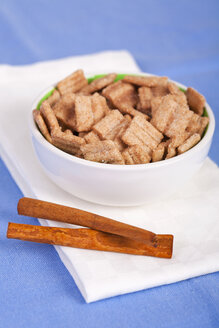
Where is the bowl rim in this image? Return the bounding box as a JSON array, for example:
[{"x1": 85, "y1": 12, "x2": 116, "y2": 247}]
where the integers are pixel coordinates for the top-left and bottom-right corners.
[{"x1": 30, "y1": 71, "x2": 215, "y2": 171}]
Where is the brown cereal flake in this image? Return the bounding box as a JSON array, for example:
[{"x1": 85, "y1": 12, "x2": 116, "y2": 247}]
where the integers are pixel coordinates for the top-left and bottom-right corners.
[
  {"x1": 80, "y1": 140, "x2": 124, "y2": 164},
  {"x1": 186, "y1": 113, "x2": 209, "y2": 136},
  {"x1": 40, "y1": 100, "x2": 60, "y2": 133},
  {"x1": 84, "y1": 131, "x2": 101, "y2": 144},
  {"x1": 113, "y1": 115, "x2": 132, "y2": 151},
  {"x1": 164, "y1": 104, "x2": 193, "y2": 139},
  {"x1": 122, "y1": 115, "x2": 163, "y2": 150},
  {"x1": 33, "y1": 109, "x2": 52, "y2": 143},
  {"x1": 123, "y1": 75, "x2": 168, "y2": 87},
  {"x1": 186, "y1": 87, "x2": 205, "y2": 116},
  {"x1": 80, "y1": 73, "x2": 117, "y2": 95},
  {"x1": 47, "y1": 89, "x2": 61, "y2": 107},
  {"x1": 165, "y1": 145, "x2": 176, "y2": 159},
  {"x1": 167, "y1": 82, "x2": 182, "y2": 95},
  {"x1": 150, "y1": 95, "x2": 178, "y2": 133},
  {"x1": 102, "y1": 81, "x2": 137, "y2": 114},
  {"x1": 51, "y1": 129, "x2": 85, "y2": 156},
  {"x1": 74, "y1": 95, "x2": 94, "y2": 132},
  {"x1": 53, "y1": 93, "x2": 76, "y2": 130},
  {"x1": 122, "y1": 145, "x2": 151, "y2": 164},
  {"x1": 152, "y1": 142, "x2": 166, "y2": 162},
  {"x1": 57, "y1": 69, "x2": 88, "y2": 96},
  {"x1": 91, "y1": 93, "x2": 109, "y2": 124},
  {"x1": 93, "y1": 109, "x2": 124, "y2": 140},
  {"x1": 137, "y1": 87, "x2": 153, "y2": 115},
  {"x1": 177, "y1": 133, "x2": 201, "y2": 154}
]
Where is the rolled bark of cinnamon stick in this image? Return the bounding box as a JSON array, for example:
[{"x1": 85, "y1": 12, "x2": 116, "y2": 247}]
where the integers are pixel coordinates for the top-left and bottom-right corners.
[
  {"x1": 7, "y1": 223, "x2": 173, "y2": 258},
  {"x1": 18, "y1": 198, "x2": 157, "y2": 245}
]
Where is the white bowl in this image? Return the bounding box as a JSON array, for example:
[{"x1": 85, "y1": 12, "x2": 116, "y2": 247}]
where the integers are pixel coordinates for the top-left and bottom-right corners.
[{"x1": 29, "y1": 73, "x2": 215, "y2": 206}]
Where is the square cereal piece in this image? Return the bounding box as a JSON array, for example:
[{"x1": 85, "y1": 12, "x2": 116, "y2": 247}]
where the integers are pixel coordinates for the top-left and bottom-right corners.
[
  {"x1": 186, "y1": 113, "x2": 209, "y2": 136},
  {"x1": 123, "y1": 75, "x2": 168, "y2": 87},
  {"x1": 33, "y1": 109, "x2": 52, "y2": 143},
  {"x1": 150, "y1": 95, "x2": 178, "y2": 133},
  {"x1": 165, "y1": 144, "x2": 176, "y2": 159},
  {"x1": 131, "y1": 109, "x2": 149, "y2": 121},
  {"x1": 151, "y1": 85, "x2": 168, "y2": 97},
  {"x1": 113, "y1": 115, "x2": 132, "y2": 151},
  {"x1": 79, "y1": 73, "x2": 117, "y2": 95},
  {"x1": 170, "y1": 131, "x2": 190, "y2": 148},
  {"x1": 122, "y1": 145, "x2": 151, "y2": 164},
  {"x1": 51, "y1": 129, "x2": 85, "y2": 156},
  {"x1": 40, "y1": 100, "x2": 60, "y2": 133},
  {"x1": 57, "y1": 69, "x2": 88, "y2": 96},
  {"x1": 137, "y1": 87, "x2": 153, "y2": 115},
  {"x1": 122, "y1": 115, "x2": 163, "y2": 151},
  {"x1": 167, "y1": 82, "x2": 182, "y2": 95},
  {"x1": 171, "y1": 92, "x2": 188, "y2": 107},
  {"x1": 93, "y1": 109, "x2": 124, "y2": 140},
  {"x1": 177, "y1": 133, "x2": 201, "y2": 154},
  {"x1": 53, "y1": 93, "x2": 76, "y2": 130},
  {"x1": 46, "y1": 89, "x2": 60, "y2": 107},
  {"x1": 102, "y1": 81, "x2": 137, "y2": 114},
  {"x1": 74, "y1": 95, "x2": 94, "y2": 132},
  {"x1": 164, "y1": 104, "x2": 193, "y2": 139},
  {"x1": 84, "y1": 131, "x2": 101, "y2": 144},
  {"x1": 186, "y1": 87, "x2": 205, "y2": 116},
  {"x1": 80, "y1": 140, "x2": 124, "y2": 164},
  {"x1": 151, "y1": 97, "x2": 163, "y2": 117},
  {"x1": 91, "y1": 93, "x2": 109, "y2": 124},
  {"x1": 47, "y1": 89, "x2": 61, "y2": 107},
  {"x1": 152, "y1": 142, "x2": 166, "y2": 162}
]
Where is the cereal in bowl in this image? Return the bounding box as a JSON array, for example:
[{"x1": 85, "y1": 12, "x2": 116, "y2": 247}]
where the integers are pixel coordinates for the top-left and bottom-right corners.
[{"x1": 33, "y1": 70, "x2": 209, "y2": 165}]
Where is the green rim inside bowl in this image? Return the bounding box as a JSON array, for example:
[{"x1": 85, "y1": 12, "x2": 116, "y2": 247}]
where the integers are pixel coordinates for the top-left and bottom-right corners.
[{"x1": 36, "y1": 73, "x2": 209, "y2": 136}]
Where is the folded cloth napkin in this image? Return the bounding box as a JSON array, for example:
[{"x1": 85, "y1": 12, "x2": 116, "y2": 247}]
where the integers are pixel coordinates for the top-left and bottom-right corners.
[{"x1": 0, "y1": 50, "x2": 218, "y2": 303}]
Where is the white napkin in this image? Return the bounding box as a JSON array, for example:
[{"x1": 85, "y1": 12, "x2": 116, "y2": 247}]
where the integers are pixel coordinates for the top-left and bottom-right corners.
[{"x1": 0, "y1": 50, "x2": 218, "y2": 303}]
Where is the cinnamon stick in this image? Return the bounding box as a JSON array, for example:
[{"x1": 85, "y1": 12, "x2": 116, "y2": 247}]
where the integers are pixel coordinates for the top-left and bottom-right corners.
[
  {"x1": 18, "y1": 197, "x2": 157, "y2": 245},
  {"x1": 7, "y1": 223, "x2": 173, "y2": 258}
]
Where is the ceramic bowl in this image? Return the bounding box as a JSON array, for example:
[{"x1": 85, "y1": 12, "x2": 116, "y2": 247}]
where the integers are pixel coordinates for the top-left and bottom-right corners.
[{"x1": 29, "y1": 73, "x2": 215, "y2": 206}]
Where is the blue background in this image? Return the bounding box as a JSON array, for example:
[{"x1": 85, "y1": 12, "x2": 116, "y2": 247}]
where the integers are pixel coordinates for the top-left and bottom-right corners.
[{"x1": 0, "y1": 0, "x2": 219, "y2": 327}]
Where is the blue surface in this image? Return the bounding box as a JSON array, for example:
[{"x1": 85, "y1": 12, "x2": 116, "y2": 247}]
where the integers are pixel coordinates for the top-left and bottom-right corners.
[{"x1": 0, "y1": 0, "x2": 219, "y2": 327}]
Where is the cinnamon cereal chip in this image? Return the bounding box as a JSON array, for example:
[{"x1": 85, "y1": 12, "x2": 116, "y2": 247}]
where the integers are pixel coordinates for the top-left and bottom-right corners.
[
  {"x1": 165, "y1": 145, "x2": 176, "y2": 159},
  {"x1": 123, "y1": 75, "x2": 168, "y2": 87},
  {"x1": 122, "y1": 115, "x2": 163, "y2": 150},
  {"x1": 152, "y1": 78, "x2": 168, "y2": 97},
  {"x1": 80, "y1": 140, "x2": 124, "y2": 164},
  {"x1": 91, "y1": 93, "x2": 109, "y2": 124},
  {"x1": 53, "y1": 93, "x2": 76, "y2": 130},
  {"x1": 137, "y1": 87, "x2": 153, "y2": 115},
  {"x1": 40, "y1": 100, "x2": 60, "y2": 133},
  {"x1": 122, "y1": 145, "x2": 151, "y2": 164},
  {"x1": 57, "y1": 69, "x2": 88, "y2": 96},
  {"x1": 186, "y1": 87, "x2": 205, "y2": 116},
  {"x1": 152, "y1": 142, "x2": 166, "y2": 162},
  {"x1": 151, "y1": 97, "x2": 163, "y2": 116},
  {"x1": 84, "y1": 131, "x2": 101, "y2": 144},
  {"x1": 164, "y1": 105, "x2": 193, "y2": 139},
  {"x1": 172, "y1": 92, "x2": 188, "y2": 107},
  {"x1": 167, "y1": 82, "x2": 182, "y2": 95},
  {"x1": 150, "y1": 95, "x2": 178, "y2": 133},
  {"x1": 186, "y1": 113, "x2": 209, "y2": 136},
  {"x1": 113, "y1": 115, "x2": 132, "y2": 151},
  {"x1": 93, "y1": 109, "x2": 124, "y2": 140},
  {"x1": 51, "y1": 129, "x2": 85, "y2": 156},
  {"x1": 80, "y1": 73, "x2": 117, "y2": 95},
  {"x1": 177, "y1": 133, "x2": 201, "y2": 154},
  {"x1": 47, "y1": 89, "x2": 60, "y2": 107},
  {"x1": 102, "y1": 81, "x2": 137, "y2": 114},
  {"x1": 33, "y1": 110, "x2": 52, "y2": 143},
  {"x1": 74, "y1": 95, "x2": 94, "y2": 132}
]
